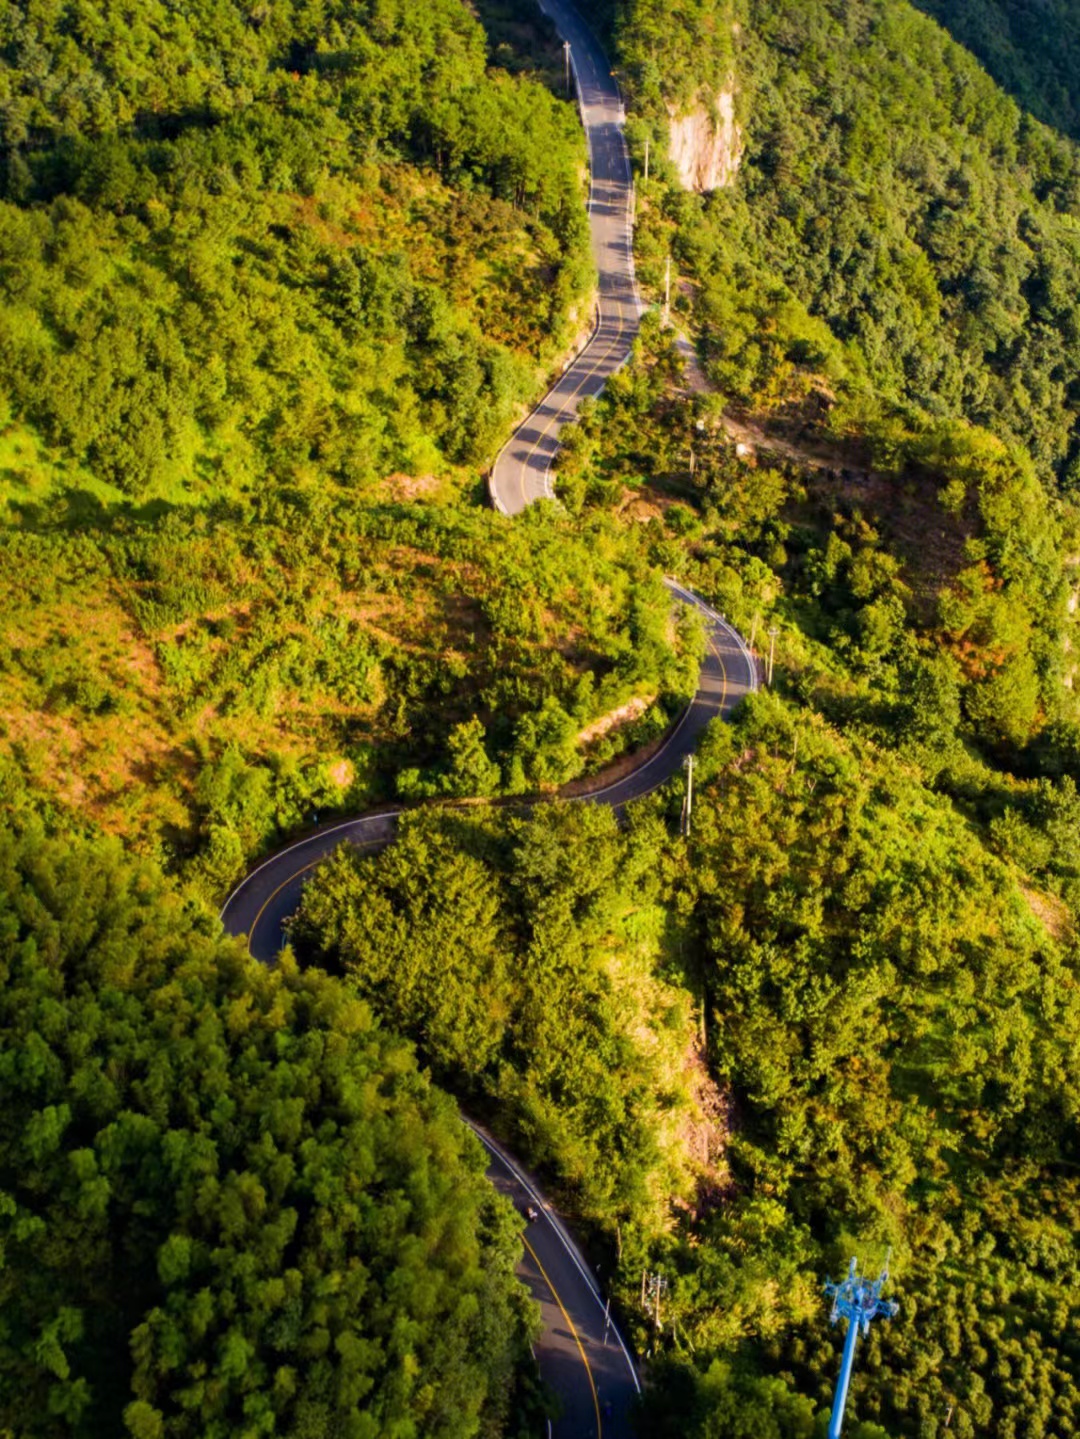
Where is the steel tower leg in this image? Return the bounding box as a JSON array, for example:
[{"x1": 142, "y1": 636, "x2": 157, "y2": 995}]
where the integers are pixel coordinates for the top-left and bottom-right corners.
[{"x1": 828, "y1": 1316, "x2": 860, "y2": 1439}]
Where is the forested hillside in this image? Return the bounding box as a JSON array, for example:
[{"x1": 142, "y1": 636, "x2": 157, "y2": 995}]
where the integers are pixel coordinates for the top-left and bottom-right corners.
[
  {"x1": 913, "y1": 0, "x2": 1080, "y2": 140},
  {"x1": 533, "y1": 0, "x2": 1080, "y2": 1432},
  {"x1": 0, "y1": 501, "x2": 697, "y2": 894},
  {"x1": 575, "y1": 0, "x2": 1080, "y2": 769},
  {"x1": 295, "y1": 693, "x2": 1080, "y2": 1438},
  {"x1": 0, "y1": 0, "x2": 708, "y2": 894},
  {"x1": 0, "y1": 826, "x2": 540, "y2": 1437},
  {"x1": 294, "y1": 801, "x2": 708, "y2": 1235},
  {"x1": 0, "y1": 0, "x2": 592, "y2": 502},
  {"x1": 7, "y1": 0, "x2": 1080, "y2": 1436},
  {"x1": 607, "y1": 0, "x2": 1080, "y2": 494}
]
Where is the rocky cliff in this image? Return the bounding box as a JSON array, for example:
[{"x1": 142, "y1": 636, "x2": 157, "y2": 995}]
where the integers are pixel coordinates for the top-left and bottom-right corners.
[{"x1": 668, "y1": 89, "x2": 742, "y2": 192}]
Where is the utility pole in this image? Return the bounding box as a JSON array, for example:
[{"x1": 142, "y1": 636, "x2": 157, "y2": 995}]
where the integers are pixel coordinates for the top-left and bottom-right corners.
[
  {"x1": 564, "y1": 40, "x2": 572, "y2": 97},
  {"x1": 645, "y1": 1273, "x2": 668, "y2": 1330},
  {"x1": 681, "y1": 753, "x2": 695, "y2": 838},
  {"x1": 824, "y1": 1258, "x2": 898, "y2": 1439},
  {"x1": 767, "y1": 625, "x2": 778, "y2": 687}
]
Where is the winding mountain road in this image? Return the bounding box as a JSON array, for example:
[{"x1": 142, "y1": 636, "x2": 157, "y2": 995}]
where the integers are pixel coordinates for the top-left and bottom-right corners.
[
  {"x1": 489, "y1": 0, "x2": 641, "y2": 515},
  {"x1": 222, "y1": 582, "x2": 755, "y2": 964},
  {"x1": 471, "y1": 1123, "x2": 644, "y2": 1436},
  {"x1": 221, "y1": 580, "x2": 756, "y2": 1438},
  {"x1": 221, "y1": 4, "x2": 758, "y2": 1434}
]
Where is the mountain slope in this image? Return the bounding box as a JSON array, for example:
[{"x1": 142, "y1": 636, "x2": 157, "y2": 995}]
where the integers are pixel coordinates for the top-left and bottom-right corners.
[
  {"x1": 913, "y1": 0, "x2": 1080, "y2": 141},
  {"x1": 552, "y1": 0, "x2": 1080, "y2": 1433}
]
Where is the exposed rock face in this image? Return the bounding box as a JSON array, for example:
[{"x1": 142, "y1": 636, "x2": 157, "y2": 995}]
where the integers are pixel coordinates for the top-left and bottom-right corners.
[{"x1": 668, "y1": 89, "x2": 743, "y2": 192}]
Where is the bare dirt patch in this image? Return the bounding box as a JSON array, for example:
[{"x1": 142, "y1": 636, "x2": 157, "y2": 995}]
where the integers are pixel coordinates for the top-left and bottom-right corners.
[
  {"x1": 668, "y1": 90, "x2": 743, "y2": 193},
  {"x1": 1021, "y1": 885, "x2": 1075, "y2": 944},
  {"x1": 328, "y1": 758, "x2": 355, "y2": 789},
  {"x1": 577, "y1": 694, "x2": 654, "y2": 746},
  {"x1": 679, "y1": 1043, "x2": 732, "y2": 1216},
  {"x1": 378, "y1": 472, "x2": 446, "y2": 503}
]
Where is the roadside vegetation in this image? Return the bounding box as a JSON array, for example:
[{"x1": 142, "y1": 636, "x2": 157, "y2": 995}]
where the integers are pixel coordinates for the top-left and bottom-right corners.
[
  {"x1": 6, "y1": 0, "x2": 1080, "y2": 1437},
  {"x1": 531, "y1": 0, "x2": 1080, "y2": 1431},
  {"x1": 0, "y1": 0, "x2": 594, "y2": 506},
  {"x1": 0, "y1": 501, "x2": 698, "y2": 898},
  {"x1": 294, "y1": 801, "x2": 708, "y2": 1237},
  {"x1": 610, "y1": 0, "x2": 1080, "y2": 495},
  {"x1": 0, "y1": 825, "x2": 542, "y2": 1438},
  {"x1": 0, "y1": 0, "x2": 704, "y2": 901},
  {"x1": 297, "y1": 696, "x2": 1080, "y2": 1436}
]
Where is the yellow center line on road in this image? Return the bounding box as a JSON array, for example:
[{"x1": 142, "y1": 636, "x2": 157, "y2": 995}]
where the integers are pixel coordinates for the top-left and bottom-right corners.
[
  {"x1": 247, "y1": 838, "x2": 384, "y2": 956},
  {"x1": 513, "y1": 131, "x2": 636, "y2": 505},
  {"x1": 516, "y1": 297, "x2": 631, "y2": 508},
  {"x1": 522, "y1": 1232, "x2": 603, "y2": 1438}
]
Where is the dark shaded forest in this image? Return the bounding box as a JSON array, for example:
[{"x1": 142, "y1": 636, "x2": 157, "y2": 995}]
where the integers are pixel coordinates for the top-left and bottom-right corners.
[{"x1": 913, "y1": 0, "x2": 1080, "y2": 141}]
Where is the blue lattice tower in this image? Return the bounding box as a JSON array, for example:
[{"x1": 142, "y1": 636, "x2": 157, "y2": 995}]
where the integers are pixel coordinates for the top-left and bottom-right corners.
[{"x1": 824, "y1": 1257, "x2": 899, "y2": 1439}]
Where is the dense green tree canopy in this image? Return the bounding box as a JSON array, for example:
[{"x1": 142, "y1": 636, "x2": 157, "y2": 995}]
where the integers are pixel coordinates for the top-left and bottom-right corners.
[
  {"x1": 666, "y1": 696, "x2": 1080, "y2": 1436},
  {"x1": 6, "y1": 3, "x2": 1080, "y2": 1438},
  {"x1": 292, "y1": 691, "x2": 1080, "y2": 1437},
  {"x1": 294, "y1": 801, "x2": 704, "y2": 1234},
  {"x1": 0, "y1": 0, "x2": 593, "y2": 506},
  {"x1": 595, "y1": 0, "x2": 1080, "y2": 495},
  {"x1": 911, "y1": 0, "x2": 1080, "y2": 140},
  {"x1": 0, "y1": 825, "x2": 536, "y2": 1438}
]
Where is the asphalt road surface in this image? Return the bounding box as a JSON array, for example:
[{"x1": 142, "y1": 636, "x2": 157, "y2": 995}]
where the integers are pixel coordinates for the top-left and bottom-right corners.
[
  {"x1": 220, "y1": 582, "x2": 756, "y2": 1438},
  {"x1": 469, "y1": 1123, "x2": 643, "y2": 1436},
  {"x1": 220, "y1": 3, "x2": 760, "y2": 1431},
  {"x1": 489, "y1": 0, "x2": 641, "y2": 516},
  {"x1": 221, "y1": 584, "x2": 755, "y2": 966}
]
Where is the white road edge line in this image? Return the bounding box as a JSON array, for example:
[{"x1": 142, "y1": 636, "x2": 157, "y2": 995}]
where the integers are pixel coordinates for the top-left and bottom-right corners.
[
  {"x1": 218, "y1": 808, "x2": 404, "y2": 918},
  {"x1": 528, "y1": 0, "x2": 645, "y2": 506},
  {"x1": 467, "y1": 1121, "x2": 643, "y2": 1395},
  {"x1": 219, "y1": 586, "x2": 755, "y2": 921},
  {"x1": 215, "y1": 0, "x2": 758, "y2": 1413}
]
